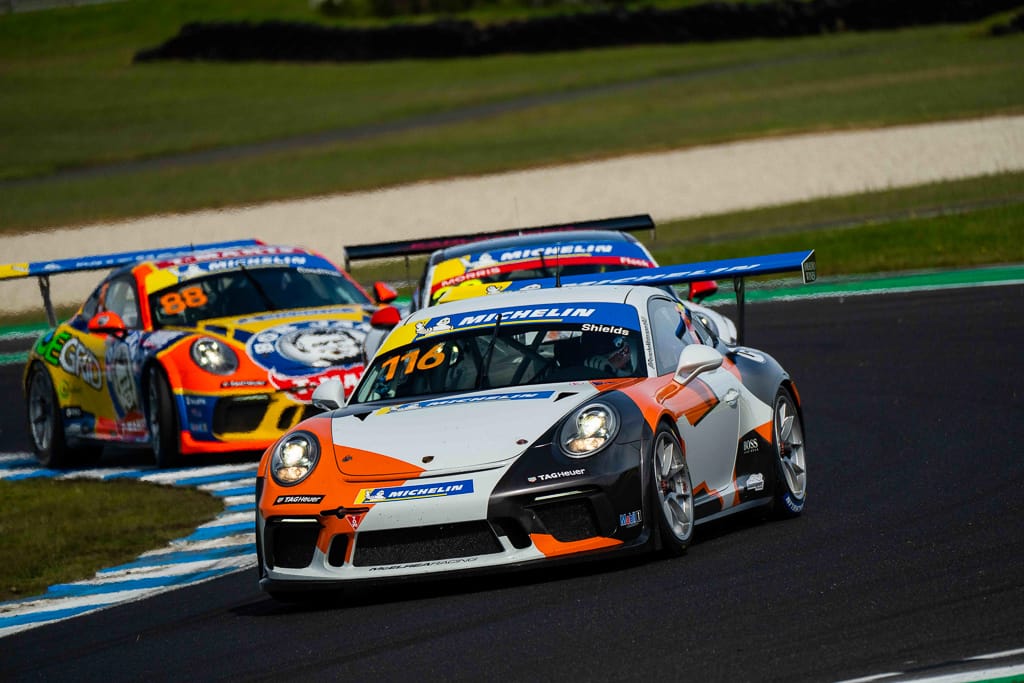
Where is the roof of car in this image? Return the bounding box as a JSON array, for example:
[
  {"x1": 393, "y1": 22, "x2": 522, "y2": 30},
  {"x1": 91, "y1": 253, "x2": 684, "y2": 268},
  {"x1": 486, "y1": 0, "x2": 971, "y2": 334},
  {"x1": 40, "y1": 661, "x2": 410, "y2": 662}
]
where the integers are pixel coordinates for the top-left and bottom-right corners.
[
  {"x1": 109, "y1": 244, "x2": 324, "y2": 278},
  {"x1": 431, "y1": 229, "x2": 642, "y2": 263},
  {"x1": 407, "y1": 283, "x2": 648, "y2": 319}
]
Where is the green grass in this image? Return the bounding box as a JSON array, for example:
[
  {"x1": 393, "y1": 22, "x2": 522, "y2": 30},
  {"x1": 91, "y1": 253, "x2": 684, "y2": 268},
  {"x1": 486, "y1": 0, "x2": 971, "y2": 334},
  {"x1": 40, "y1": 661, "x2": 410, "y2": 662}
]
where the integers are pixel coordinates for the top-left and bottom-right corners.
[
  {"x1": 668, "y1": 204, "x2": 1024, "y2": 274},
  {"x1": 348, "y1": 171, "x2": 1024, "y2": 288},
  {"x1": 1, "y1": 7, "x2": 1023, "y2": 231},
  {"x1": 0, "y1": 477, "x2": 223, "y2": 602}
]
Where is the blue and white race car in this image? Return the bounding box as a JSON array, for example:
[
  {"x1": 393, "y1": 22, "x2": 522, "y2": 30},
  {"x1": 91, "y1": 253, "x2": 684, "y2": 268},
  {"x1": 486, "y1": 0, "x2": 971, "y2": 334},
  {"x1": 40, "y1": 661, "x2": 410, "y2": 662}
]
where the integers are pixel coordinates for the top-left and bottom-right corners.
[{"x1": 353, "y1": 214, "x2": 736, "y2": 357}]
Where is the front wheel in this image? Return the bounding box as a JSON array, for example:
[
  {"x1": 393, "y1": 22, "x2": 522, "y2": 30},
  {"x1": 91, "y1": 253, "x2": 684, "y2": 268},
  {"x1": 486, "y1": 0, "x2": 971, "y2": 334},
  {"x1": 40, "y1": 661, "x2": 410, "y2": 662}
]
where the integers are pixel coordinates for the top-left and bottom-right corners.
[
  {"x1": 648, "y1": 424, "x2": 694, "y2": 557},
  {"x1": 146, "y1": 365, "x2": 182, "y2": 468},
  {"x1": 771, "y1": 387, "x2": 807, "y2": 518},
  {"x1": 25, "y1": 363, "x2": 102, "y2": 468}
]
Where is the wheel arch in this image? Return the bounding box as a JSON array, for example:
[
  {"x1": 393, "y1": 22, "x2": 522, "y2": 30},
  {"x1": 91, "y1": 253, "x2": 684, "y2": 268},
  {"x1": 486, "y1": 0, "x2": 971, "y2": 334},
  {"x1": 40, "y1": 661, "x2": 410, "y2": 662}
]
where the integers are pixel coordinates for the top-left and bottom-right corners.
[
  {"x1": 141, "y1": 357, "x2": 187, "y2": 436},
  {"x1": 778, "y1": 378, "x2": 805, "y2": 442}
]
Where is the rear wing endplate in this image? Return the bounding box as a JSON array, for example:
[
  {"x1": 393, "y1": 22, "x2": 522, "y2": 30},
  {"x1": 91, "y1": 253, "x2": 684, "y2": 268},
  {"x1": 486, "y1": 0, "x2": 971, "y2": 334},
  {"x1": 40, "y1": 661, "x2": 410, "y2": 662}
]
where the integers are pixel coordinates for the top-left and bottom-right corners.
[
  {"x1": 439, "y1": 249, "x2": 816, "y2": 345},
  {"x1": 0, "y1": 238, "x2": 263, "y2": 327}
]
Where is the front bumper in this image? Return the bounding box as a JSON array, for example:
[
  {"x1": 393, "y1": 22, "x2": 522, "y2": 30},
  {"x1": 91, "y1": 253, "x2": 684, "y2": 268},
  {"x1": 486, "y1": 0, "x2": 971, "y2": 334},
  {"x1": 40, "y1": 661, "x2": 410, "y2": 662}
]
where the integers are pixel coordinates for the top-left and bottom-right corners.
[
  {"x1": 256, "y1": 440, "x2": 653, "y2": 589},
  {"x1": 177, "y1": 390, "x2": 321, "y2": 454}
]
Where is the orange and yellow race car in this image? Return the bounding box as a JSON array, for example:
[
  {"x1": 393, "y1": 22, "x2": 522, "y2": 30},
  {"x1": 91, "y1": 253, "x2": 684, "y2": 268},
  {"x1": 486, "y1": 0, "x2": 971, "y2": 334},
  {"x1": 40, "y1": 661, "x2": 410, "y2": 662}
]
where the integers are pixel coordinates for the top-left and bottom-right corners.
[
  {"x1": 1, "y1": 240, "x2": 397, "y2": 468},
  {"x1": 255, "y1": 250, "x2": 815, "y2": 597}
]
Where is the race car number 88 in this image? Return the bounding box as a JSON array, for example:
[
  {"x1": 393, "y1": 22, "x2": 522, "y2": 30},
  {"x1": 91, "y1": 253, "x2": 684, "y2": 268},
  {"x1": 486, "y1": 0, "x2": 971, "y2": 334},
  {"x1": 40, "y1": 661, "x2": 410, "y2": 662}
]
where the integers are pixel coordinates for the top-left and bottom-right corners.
[
  {"x1": 379, "y1": 345, "x2": 445, "y2": 380},
  {"x1": 160, "y1": 286, "x2": 208, "y2": 315}
]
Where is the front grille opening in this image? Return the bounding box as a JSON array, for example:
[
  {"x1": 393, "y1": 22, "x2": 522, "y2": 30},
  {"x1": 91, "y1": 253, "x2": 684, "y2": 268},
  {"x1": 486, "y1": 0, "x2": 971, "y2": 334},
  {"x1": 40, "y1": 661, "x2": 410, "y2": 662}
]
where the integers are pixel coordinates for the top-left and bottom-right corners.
[
  {"x1": 214, "y1": 396, "x2": 269, "y2": 433},
  {"x1": 353, "y1": 521, "x2": 502, "y2": 567},
  {"x1": 268, "y1": 521, "x2": 320, "y2": 569},
  {"x1": 531, "y1": 498, "x2": 600, "y2": 542},
  {"x1": 327, "y1": 534, "x2": 349, "y2": 567},
  {"x1": 491, "y1": 517, "x2": 531, "y2": 549}
]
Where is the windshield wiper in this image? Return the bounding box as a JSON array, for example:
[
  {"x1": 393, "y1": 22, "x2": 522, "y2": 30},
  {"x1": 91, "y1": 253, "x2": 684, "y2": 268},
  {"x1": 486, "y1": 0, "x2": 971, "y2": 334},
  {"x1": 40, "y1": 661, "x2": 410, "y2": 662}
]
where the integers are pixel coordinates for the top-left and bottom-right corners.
[
  {"x1": 477, "y1": 313, "x2": 502, "y2": 390},
  {"x1": 238, "y1": 264, "x2": 278, "y2": 311}
]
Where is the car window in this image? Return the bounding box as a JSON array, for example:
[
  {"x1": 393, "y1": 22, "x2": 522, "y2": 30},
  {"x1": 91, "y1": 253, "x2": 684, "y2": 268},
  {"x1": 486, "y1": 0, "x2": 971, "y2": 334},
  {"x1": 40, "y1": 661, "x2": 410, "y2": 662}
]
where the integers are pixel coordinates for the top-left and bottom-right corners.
[
  {"x1": 353, "y1": 320, "x2": 645, "y2": 404},
  {"x1": 425, "y1": 244, "x2": 656, "y2": 307},
  {"x1": 647, "y1": 297, "x2": 692, "y2": 375},
  {"x1": 80, "y1": 286, "x2": 101, "y2": 320},
  {"x1": 688, "y1": 309, "x2": 718, "y2": 346},
  {"x1": 102, "y1": 276, "x2": 140, "y2": 329},
  {"x1": 148, "y1": 266, "x2": 370, "y2": 328}
]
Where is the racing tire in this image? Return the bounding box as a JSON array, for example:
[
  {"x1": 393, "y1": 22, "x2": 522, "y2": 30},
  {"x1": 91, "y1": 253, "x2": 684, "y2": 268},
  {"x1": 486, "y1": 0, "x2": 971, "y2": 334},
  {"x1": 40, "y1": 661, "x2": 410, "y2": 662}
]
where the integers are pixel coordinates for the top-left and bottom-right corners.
[
  {"x1": 771, "y1": 387, "x2": 807, "y2": 519},
  {"x1": 648, "y1": 424, "x2": 695, "y2": 557},
  {"x1": 146, "y1": 365, "x2": 182, "y2": 469},
  {"x1": 25, "y1": 363, "x2": 102, "y2": 468}
]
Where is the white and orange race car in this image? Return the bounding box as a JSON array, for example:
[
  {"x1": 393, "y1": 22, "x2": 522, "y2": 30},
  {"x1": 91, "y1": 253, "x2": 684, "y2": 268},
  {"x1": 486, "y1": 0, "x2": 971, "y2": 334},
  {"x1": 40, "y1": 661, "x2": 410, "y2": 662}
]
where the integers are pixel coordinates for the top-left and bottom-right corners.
[
  {"x1": 1, "y1": 240, "x2": 397, "y2": 468},
  {"x1": 256, "y1": 250, "x2": 815, "y2": 596}
]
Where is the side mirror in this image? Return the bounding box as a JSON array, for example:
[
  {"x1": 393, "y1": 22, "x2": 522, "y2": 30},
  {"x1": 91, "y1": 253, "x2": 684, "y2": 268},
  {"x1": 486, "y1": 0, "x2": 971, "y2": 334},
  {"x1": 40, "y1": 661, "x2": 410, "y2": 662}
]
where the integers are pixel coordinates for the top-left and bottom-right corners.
[
  {"x1": 312, "y1": 377, "x2": 346, "y2": 412},
  {"x1": 673, "y1": 344, "x2": 724, "y2": 386},
  {"x1": 688, "y1": 279, "x2": 719, "y2": 303},
  {"x1": 372, "y1": 281, "x2": 398, "y2": 305},
  {"x1": 87, "y1": 311, "x2": 128, "y2": 338},
  {"x1": 370, "y1": 305, "x2": 401, "y2": 330}
]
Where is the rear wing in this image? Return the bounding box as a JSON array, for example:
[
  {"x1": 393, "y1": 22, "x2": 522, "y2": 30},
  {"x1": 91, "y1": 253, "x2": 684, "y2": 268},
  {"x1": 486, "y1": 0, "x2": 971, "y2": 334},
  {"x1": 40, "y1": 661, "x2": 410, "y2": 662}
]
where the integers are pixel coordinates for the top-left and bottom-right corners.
[
  {"x1": 0, "y1": 239, "x2": 264, "y2": 327},
  {"x1": 438, "y1": 249, "x2": 817, "y2": 345},
  {"x1": 343, "y1": 214, "x2": 656, "y2": 268}
]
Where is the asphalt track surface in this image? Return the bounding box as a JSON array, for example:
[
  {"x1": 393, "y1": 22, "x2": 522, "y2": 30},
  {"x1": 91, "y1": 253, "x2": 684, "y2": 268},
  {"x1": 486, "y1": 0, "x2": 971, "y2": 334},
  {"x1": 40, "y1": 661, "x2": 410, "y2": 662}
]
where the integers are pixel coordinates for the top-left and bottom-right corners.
[{"x1": 1, "y1": 285, "x2": 1023, "y2": 682}]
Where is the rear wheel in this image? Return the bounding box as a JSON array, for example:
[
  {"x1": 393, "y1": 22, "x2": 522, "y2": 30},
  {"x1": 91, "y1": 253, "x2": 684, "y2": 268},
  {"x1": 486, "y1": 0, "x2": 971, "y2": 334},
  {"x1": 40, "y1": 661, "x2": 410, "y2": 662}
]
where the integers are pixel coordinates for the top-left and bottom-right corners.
[
  {"x1": 146, "y1": 365, "x2": 182, "y2": 468},
  {"x1": 771, "y1": 387, "x2": 807, "y2": 518},
  {"x1": 649, "y1": 425, "x2": 694, "y2": 556},
  {"x1": 25, "y1": 363, "x2": 102, "y2": 468}
]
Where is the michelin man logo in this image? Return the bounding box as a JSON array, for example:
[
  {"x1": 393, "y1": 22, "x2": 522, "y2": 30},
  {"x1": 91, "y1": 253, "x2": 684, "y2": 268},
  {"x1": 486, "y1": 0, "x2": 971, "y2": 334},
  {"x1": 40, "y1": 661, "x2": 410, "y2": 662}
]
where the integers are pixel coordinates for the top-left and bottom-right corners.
[
  {"x1": 174, "y1": 263, "x2": 208, "y2": 280},
  {"x1": 460, "y1": 252, "x2": 497, "y2": 270},
  {"x1": 248, "y1": 320, "x2": 367, "y2": 371},
  {"x1": 415, "y1": 317, "x2": 452, "y2": 335}
]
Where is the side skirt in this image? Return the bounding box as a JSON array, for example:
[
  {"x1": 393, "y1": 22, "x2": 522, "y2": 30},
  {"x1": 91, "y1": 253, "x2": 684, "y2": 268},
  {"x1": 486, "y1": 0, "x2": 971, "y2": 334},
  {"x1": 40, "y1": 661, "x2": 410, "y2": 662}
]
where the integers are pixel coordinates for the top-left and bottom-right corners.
[{"x1": 695, "y1": 498, "x2": 772, "y2": 525}]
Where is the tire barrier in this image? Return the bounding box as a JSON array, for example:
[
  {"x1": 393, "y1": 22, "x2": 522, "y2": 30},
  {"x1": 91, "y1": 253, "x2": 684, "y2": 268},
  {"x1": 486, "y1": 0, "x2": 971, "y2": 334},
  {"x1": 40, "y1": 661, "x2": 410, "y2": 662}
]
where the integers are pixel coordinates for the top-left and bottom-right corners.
[{"x1": 134, "y1": 0, "x2": 1024, "y2": 63}]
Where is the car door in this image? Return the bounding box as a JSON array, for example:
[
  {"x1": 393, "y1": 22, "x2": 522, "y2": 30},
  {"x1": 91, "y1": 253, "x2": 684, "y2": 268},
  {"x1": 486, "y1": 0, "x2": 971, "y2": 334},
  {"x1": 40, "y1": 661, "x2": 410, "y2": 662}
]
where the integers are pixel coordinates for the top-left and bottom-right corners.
[
  {"x1": 647, "y1": 297, "x2": 743, "y2": 512},
  {"x1": 78, "y1": 274, "x2": 146, "y2": 441}
]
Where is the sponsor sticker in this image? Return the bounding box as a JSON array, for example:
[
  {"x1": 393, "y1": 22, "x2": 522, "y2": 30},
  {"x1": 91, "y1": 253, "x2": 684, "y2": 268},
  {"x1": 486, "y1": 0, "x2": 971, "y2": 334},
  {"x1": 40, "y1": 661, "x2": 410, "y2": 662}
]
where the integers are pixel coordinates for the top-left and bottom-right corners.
[
  {"x1": 382, "y1": 391, "x2": 554, "y2": 414},
  {"x1": 619, "y1": 510, "x2": 642, "y2": 528},
  {"x1": 248, "y1": 319, "x2": 368, "y2": 371},
  {"x1": 368, "y1": 557, "x2": 479, "y2": 571},
  {"x1": 59, "y1": 337, "x2": 102, "y2": 390},
  {"x1": 274, "y1": 494, "x2": 326, "y2": 505},
  {"x1": 527, "y1": 468, "x2": 586, "y2": 483},
  {"x1": 354, "y1": 479, "x2": 474, "y2": 504}
]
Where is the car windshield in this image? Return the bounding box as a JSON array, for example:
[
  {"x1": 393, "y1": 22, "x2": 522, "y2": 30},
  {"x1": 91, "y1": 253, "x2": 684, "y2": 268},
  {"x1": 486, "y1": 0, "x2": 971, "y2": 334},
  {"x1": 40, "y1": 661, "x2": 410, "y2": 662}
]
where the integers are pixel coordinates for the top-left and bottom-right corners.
[
  {"x1": 352, "y1": 320, "x2": 646, "y2": 405},
  {"x1": 148, "y1": 266, "x2": 371, "y2": 327},
  {"x1": 429, "y1": 249, "x2": 654, "y2": 306}
]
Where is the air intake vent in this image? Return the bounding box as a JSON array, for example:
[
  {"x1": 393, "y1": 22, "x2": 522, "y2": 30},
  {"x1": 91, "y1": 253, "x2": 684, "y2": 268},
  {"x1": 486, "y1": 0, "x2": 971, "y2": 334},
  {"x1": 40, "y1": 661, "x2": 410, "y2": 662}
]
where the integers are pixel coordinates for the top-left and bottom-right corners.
[
  {"x1": 267, "y1": 520, "x2": 320, "y2": 569},
  {"x1": 531, "y1": 498, "x2": 600, "y2": 542},
  {"x1": 214, "y1": 395, "x2": 269, "y2": 433},
  {"x1": 353, "y1": 521, "x2": 502, "y2": 567}
]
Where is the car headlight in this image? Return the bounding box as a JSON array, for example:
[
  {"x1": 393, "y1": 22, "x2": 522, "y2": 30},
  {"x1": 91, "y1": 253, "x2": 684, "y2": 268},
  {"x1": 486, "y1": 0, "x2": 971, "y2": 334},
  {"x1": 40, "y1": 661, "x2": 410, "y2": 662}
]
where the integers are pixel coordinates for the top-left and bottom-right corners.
[
  {"x1": 190, "y1": 337, "x2": 239, "y2": 375},
  {"x1": 270, "y1": 431, "x2": 321, "y2": 486},
  {"x1": 560, "y1": 403, "x2": 619, "y2": 457}
]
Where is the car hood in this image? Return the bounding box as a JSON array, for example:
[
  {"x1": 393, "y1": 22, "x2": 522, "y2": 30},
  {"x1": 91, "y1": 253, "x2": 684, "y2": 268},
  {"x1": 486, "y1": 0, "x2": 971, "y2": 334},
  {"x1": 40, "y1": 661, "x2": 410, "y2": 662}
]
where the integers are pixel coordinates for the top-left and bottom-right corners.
[
  {"x1": 196, "y1": 304, "x2": 373, "y2": 375},
  {"x1": 332, "y1": 382, "x2": 608, "y2": 477}
]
